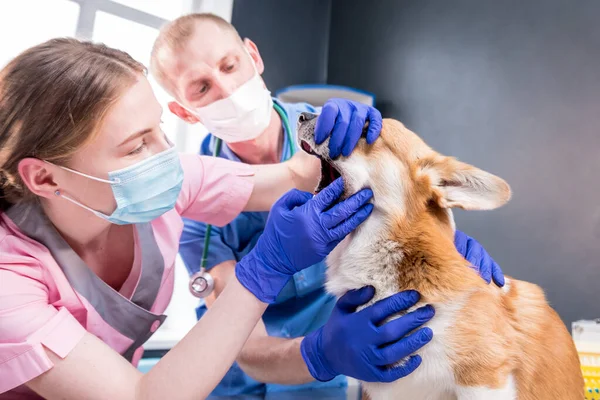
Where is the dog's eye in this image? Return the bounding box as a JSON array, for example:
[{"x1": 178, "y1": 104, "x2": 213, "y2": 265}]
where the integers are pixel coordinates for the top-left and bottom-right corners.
[{"x1": 440, "y1": 179, "x2": 461, "y2": 187}]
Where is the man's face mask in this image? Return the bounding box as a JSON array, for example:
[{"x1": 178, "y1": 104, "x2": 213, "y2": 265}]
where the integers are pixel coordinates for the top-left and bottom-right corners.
[
  {"x1": 51, "y1": 146, "x2": 184, "y2": 225},
  {"x1": 186, "y1": 49, "x2": 273, "y2": 143}
]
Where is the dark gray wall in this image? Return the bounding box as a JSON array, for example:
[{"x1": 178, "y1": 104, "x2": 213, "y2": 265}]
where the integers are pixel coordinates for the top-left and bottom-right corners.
[
  {"x1": 328, "y1": 0, "x2": 600, "y2": 325},
  {"x1": 231, "y1": 0, "x2": 332, "y2": 92}
]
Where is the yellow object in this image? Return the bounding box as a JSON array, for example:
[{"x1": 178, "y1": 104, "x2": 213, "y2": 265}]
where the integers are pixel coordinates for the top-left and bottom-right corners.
[
  {"x1": 580, "y1": 352, "x2": 600, "y2": 399},
  {"x1": 573, "y1": 320, "x2": 600, "y2": 399}
]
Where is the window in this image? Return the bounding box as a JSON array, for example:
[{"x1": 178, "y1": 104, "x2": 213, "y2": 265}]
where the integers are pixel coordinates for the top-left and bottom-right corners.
[
  {"x1": 92, "y1": 12, "x2": 180, "y2": 144},
  {"x1": 111, "y1": 0, "x2": 184, "y2": 20},
  {"x1": 0, "y1": 0, "x2": 80, "y2": 68}
]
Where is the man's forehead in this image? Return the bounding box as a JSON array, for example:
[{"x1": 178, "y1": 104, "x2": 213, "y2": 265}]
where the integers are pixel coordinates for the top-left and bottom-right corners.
[
  {"x1": 181, "y1": 22, "x2": 241, "y2": 61},
  {"x1": 155, "y1": 20, "x2": 245, "y2": 99},
  {"x1": 164, "y1": 25, "x2": 241, "y2": 77}
]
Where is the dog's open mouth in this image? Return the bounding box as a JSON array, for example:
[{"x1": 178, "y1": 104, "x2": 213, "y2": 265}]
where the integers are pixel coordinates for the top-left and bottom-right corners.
[{"x1": 300, "y1": 140, "x2": 342, "y2": 192}]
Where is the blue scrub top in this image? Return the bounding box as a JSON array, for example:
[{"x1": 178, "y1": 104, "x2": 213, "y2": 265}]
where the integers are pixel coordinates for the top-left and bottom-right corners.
[{"x1": 179, "y1": 99, "x2": 347, "y2": 397}]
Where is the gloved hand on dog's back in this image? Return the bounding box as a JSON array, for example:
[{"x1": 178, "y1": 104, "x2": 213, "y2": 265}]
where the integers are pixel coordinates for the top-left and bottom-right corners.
[{"x1": 455, "y1": 230, "x2": 505, "y2": 287}]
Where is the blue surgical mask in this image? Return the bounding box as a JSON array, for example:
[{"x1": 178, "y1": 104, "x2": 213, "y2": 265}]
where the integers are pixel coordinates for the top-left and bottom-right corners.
[{"x1": 51, "y1": 147, "x2": 184, "y2": 225}]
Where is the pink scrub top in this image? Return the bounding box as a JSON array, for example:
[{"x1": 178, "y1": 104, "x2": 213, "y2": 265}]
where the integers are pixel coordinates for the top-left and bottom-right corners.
[{"x1": 0, "y1": 154, "x2": 254, "y2": 399}]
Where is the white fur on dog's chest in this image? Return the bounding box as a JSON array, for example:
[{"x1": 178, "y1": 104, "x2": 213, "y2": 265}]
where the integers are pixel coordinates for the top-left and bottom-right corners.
[
  {"x1": 362, "y1": 303, "x2": 462, "y2": 400},
  {"x1": 326, "y1": 220, "x2": 518, "y2": 400},
  {"x1": 325, "y1": 216, "x2": 404, "y2": 303},
  {"x1": 326, "y1": 226, "x2": 462, "y2": 399}
]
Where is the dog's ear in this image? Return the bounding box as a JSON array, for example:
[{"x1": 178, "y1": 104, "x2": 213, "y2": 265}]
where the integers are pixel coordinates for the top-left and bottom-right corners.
[{"x1": 418, "y1": 155, "x2": 511, "y2": 210}]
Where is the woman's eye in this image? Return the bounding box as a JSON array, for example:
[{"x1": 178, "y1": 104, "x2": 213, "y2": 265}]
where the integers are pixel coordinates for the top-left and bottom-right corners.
[
  {"x1": 128, "y1": 140, "x2": 147, "y2": 155},
  {"x1": 224, "y1": 64, "x2": 235, "y2": 72}
]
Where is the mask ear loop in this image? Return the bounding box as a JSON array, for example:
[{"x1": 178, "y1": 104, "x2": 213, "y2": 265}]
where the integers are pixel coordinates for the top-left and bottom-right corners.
[
  {"x1": 45, "y1": 162, "x2": 120, "y2": 184},
  {"x1": 54, "y1": 189, "x2": 109, "y2": 219},
  {"x1": 45, "y1": 161, "x2": 116, "y2": 219}
]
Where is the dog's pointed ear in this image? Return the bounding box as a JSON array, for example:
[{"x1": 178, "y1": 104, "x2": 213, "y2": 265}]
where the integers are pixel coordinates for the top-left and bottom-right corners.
[{"x1": 418, "y1": 156, "x2": 511, "y2": 210}]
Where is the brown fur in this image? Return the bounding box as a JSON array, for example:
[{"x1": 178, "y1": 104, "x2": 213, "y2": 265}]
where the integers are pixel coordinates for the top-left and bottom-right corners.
[
  {"x1": 355, "y1": 119, "x2": 583, "y2": 398},
  {"x1": 361, "y1": 388, "x2": 372, "y2": 400}
]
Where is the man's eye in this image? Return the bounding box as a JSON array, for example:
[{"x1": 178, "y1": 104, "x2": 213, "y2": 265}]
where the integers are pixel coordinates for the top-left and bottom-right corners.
[{"x1": 198, "y1": 84, "x2": 208, "y2": 94}]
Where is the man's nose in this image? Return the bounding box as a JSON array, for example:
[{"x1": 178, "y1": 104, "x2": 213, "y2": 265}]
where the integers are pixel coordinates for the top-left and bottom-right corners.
[
  {"x1": 212, "y1": 75, "x2": 238, "y2": 99},
  {"x1": 298, "y1": 112, "x2": 318, "y2": 124},
  {"x1": 215, "y1": 84, "x2": 235, "y2": 99}
]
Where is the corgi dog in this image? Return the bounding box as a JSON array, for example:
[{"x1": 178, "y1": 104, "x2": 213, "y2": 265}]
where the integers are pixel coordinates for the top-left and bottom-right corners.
[{"x1": 297, "y1": 113, "x2": 583, "y2": 400}]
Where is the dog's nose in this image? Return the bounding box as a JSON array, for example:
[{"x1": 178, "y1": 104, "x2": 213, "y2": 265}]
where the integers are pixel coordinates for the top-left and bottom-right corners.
[{"x1": 298, "y1": 112, "x2": 318, "y2": 124}]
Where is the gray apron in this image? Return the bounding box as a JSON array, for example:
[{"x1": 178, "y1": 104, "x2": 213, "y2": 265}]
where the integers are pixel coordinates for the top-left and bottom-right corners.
[{"x1": 6, "y1": 201, "x2": 167, "y2": 361}]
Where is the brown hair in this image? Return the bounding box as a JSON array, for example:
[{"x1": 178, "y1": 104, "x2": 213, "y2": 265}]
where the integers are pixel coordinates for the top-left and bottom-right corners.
[
  {"x1": 150, "y1": 13, "x2": 243, "y2": 92},
  {"x1": 0, "y1": 38, "x2": 145, "y2": 211}
]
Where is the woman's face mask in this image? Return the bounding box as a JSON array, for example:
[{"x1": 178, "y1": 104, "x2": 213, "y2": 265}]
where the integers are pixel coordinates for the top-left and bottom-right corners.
[
  {"x1": 51, "y1": 146, "x2": 183, "y2": 225},
  {"x1": 186, "y1": 50, "x2": 273, "y2": 143}
]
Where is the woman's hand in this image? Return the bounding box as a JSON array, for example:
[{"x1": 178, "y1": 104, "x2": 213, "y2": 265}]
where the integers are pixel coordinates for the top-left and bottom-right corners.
[{"x1": 236, "y1": 177, "x2": 373, "y2": 303}]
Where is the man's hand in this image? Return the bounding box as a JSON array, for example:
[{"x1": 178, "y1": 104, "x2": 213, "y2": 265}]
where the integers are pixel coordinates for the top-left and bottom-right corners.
[
  {"x1": 301, "y1": 287, "x2": 434, "y2": 382},
  {"x1": 454, "y1": 230, "x2": 505, "y2": 287},
  {"x1": 315, "y1": 99, "x2": 383, "y2": 158}
]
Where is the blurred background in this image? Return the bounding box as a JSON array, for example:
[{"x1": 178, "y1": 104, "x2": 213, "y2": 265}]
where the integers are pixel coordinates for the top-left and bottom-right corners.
[{"x1": 1, "y1": 0, "x2": 599, "y2": 349}]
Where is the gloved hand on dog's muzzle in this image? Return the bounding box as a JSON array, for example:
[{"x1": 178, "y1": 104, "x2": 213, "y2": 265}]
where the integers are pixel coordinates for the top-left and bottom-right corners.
[{"x1": 301, "y1": 287, "x2": 434, "y2": 382}]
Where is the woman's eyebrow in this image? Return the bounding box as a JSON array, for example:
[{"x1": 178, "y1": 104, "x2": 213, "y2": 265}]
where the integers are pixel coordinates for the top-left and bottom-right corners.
[{"x1": 118, "y1": 129, "x2": 152, "y2": 147}]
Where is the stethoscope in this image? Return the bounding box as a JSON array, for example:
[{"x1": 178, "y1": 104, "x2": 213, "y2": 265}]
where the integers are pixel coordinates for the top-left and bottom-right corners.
[{"x1": 189, "y1": 102, "x2": 297, "y2": 298}]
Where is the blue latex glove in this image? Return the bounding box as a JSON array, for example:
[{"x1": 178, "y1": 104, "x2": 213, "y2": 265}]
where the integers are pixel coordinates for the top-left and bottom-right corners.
[
  {"x1": 301, "y1": 287, "x2": 434, "y2": 383},
  {"x1": 454, "y1": 230, "x2": 505, "y2": 287},
  {"x1": 236, "y1": 178, "x2": 374, "y2": 303},
  {"x1": 314, "y1": 98, "x2": 383, "y2": 158}
]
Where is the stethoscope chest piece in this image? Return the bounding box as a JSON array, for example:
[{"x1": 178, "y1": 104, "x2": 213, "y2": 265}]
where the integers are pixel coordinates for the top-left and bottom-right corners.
[{"x1": 189, "y1": 267, "x2": 215, "y2": 298}]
